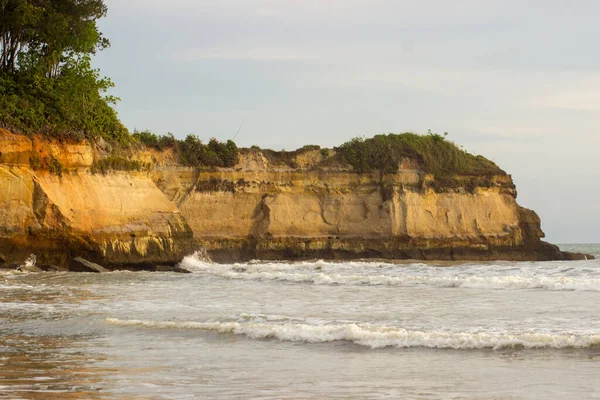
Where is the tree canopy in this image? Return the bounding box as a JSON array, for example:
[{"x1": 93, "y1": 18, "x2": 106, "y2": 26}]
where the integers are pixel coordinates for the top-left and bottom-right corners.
[
  {"x1": 1, "y1": 0, "x2": 108, "y2": 74},
  {"x1": 0, "y1": 0, "x2": 128, "y2": 143}
]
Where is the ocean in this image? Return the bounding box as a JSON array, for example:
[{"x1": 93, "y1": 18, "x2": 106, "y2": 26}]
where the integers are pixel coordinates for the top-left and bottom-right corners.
[{"x1": 1, "y1": 244, "x2": 599, "y2": 399}]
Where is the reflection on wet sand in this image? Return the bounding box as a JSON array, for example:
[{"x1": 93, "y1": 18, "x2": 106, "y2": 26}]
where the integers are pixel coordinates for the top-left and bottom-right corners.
[
  {"x1": 0, "y1": 334, "x2": 109, "y2": 399},
  {"x1": 0, "y1": 273, "x2": 122, "y2": 399}
]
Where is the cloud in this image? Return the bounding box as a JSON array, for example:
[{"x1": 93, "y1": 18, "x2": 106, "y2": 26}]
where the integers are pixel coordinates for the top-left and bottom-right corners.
[{"x1": 176, "y1": 47, "x2": 322, "y2": 62}]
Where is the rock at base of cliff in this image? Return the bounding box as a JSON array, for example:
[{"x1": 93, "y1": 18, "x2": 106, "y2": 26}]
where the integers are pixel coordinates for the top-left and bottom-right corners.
[
  {"x1": 204, "y1": 237, "x2": 593, "y2": 263},
  {"x1": 18, "y1": 264, "x2": 44, "y2": 273},
  {"x1": 150, "y1": 265, "x2": 192, "y2": 273},
  {"x1": 562, "y1": 251, "x2": 595, "y2": 260},
  {"x1": 38, "y1": 264, "x2": 68, "y2": 272},
  {"x1": 70, "y1": 257, "x2": 109, "y2": 273}
]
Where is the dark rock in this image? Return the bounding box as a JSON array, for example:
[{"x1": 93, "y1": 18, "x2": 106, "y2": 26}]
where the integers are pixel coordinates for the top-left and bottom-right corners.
[
  {"x1": 563, "y1": 251, "x2": 595, "y2": 261},
  {"x1": 0, "y1": 253, "x2": 5, "y2": 265},
  {"x1": 151, "y1": 265, "x2": 192, "y2": 273},
  {"x1": 17, "y1": 264, "x2": 44, "y2": 273},
  {"x1": 70, "y1": 257, "x2": 109, "y2": 273},
  {"x1": 38, "y1": 264, "x2": 68, "y2": 272}
]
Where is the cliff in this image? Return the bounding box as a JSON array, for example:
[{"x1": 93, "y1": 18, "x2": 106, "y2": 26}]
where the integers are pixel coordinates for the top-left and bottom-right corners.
[
  {"x1": 152, "y1": 149, "x2": 581, "y2": 262},
  {"x1": 0, "y1": 130, "x2": 589, "y2": 269},
  {"x1": 0, "y1": 130, "x2": 195, "y2": 269}
]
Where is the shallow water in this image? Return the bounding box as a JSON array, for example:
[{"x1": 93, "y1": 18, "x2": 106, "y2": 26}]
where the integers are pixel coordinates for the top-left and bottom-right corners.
[{"x1": 1, "y1": 244, "x2": 599, "y2": 399}]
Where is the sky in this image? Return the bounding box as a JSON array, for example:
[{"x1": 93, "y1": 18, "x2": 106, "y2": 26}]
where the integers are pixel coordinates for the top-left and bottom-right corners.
[{"x1": 94, "y1": 0, "x2": 600, "y2": 243}]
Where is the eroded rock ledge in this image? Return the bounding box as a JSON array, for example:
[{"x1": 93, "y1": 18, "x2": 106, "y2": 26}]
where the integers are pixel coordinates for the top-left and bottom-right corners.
[{"x1": 0, "y1": 129, "x2": 592, "y2": 269}]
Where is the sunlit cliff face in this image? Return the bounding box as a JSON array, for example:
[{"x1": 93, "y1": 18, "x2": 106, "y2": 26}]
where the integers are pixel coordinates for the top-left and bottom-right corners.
[{"x1": 0, "y1": 129, "x2": 587, "y2": 268}]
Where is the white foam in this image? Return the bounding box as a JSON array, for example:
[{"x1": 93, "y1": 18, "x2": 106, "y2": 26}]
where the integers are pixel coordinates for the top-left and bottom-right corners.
[
  {"x1": 105, "y1": 317, "x2": 600, "y2": 350},
  {"x1": 178, "y1": 250, "x2": 215, "y2": 273},
  {"x1": 180, "y1": 264, "x2": 600, "y2": 291}
]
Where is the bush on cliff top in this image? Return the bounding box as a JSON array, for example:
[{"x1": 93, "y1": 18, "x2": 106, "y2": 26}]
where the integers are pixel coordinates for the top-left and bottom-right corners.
[
  {"x1": 131, "y1": 130, "x2": 177, "y2": 150},
  {"x1": 179, "y1": 135, "x2": 239, "y2": 168},
  {"x1": 0, "y1": 63, "x2": 129, "y2": 144},
  {"x1": 337, "y1": 132, "x2": 504, "y2": 176},
  {"x1": 133, "y1": 130, "x2": 239, "y2": 168}
]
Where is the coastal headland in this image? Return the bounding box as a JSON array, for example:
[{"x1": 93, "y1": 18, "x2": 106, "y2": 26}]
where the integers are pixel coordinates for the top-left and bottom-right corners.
[
  {"x1": 0, "y1": 129, "x2": 591, "y2": 270},
  {"x1": 0, "y1": 0, "x2": 592, "y2": 271}
]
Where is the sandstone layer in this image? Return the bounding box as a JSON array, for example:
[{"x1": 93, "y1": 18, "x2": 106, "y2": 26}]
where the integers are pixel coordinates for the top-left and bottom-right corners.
[
  {"x1": 0, "y1": 130, "x2": 590, "y2": 269},
  {"x1": 153, "y1": 151, "x2": 584, "y2": 262},
  {"x1": 0, "y1": 129, "x2": 195, "y2": 269}
]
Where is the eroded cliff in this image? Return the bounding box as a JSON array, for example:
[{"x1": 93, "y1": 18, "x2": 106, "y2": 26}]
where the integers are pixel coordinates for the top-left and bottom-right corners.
[
  {"x1": 0, "y1": 130, "x2": 587, "y2": 269},
  {"x1": 151, "y1": 149, "x2": 576, "y2": 262},
  {"x1": 0, "y1": 129, "x2": 195, "y2": 268}
]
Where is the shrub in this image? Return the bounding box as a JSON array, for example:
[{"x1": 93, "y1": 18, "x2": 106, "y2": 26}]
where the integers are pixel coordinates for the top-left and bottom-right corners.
[
  {"x1": 29, "y1": 154, "x2": 41, "y2": 169},
  {"x1": 132, "y1": 129, "x2": 159, "y2": 147},
  {"x1": 133, "y1": 130, "x2": 177, "y2": 150},
  {"x1": 48, "y1": 156, "x2": 64, "y2": 177},
  {"x1": 132, "y1": 131, "x2": 240, "y2": 168},
  {"x1": 0, "y1": 63, "x2": 130, "y2": 145},
  {"x1": 177, "y1": 135, "x2": 239, "y2": 168},
  {"x1": 338, "y1": 132, "x2": 504, "y2": 177},
  {"x1": 90, "y1": 157, "x2": 148, "y2": 174},
  {"x1": 300, "y1": 144, "x2": 320, "y2": 151},
  {"x1": 28, "y1": 154, "x2": 64, "y2": 176}
]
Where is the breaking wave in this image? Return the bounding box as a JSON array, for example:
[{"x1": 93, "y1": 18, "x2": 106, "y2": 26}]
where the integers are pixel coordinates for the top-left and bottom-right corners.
[
  {"x1": 205, "y1": 270, "x2": 600, "y2": 291},
  {"x1": 106, "y1": 317, "x2": 600, "y2": 350},
  {"x1": 178, "y1": 256, "x2": 600, "y2": 291}
]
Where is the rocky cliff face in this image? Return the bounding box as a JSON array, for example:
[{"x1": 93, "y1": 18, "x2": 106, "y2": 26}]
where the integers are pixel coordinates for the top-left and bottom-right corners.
[
  {"x1": 0, "y1": 130, "x2": 587, "y2": 269},
  {"x1": 0, "y1": 130, "x2": 195, "y2": 269},
  {"x1": 151, "y1": 150, "x2": 579, "y2": 262}
]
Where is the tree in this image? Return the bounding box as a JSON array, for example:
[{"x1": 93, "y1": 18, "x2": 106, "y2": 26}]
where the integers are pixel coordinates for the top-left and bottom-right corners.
[
  {"x1": 0, "y1": 0, "x2": 43, "y2": 72},
  {"x1": 33, "y1": 0, "x2": 109, "y2": 77},
  {"x1": 0, "y1": 0, "x2": 108, "y2": 76},
  {"x1": 0, "y1": 0, "x2": 128, "y2": 143}
]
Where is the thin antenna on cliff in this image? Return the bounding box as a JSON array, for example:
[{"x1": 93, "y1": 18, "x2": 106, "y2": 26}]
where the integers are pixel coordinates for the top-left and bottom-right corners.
[{"x1": 232, "y1": 117, "x2": 247, "y2": 141}]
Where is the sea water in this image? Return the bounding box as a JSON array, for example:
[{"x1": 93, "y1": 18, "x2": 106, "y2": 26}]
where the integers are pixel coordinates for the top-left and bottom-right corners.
[{"x1": 1, "y1": 244, "x2": 599, "y2": 399}]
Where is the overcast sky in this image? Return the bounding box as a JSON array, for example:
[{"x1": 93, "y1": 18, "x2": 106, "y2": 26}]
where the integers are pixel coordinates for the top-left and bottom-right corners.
[{"x1": 95, "y1": 0, "x2": 600, "y2": 243}]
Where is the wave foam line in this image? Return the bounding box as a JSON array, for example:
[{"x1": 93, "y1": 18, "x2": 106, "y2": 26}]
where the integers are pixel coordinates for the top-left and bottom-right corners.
[
  {"x1": 105, "y1": 318, "x2": 600, "y2": 349},
  {"x1": 187, "y1": 268, "x2": 600, "y2": 291}
]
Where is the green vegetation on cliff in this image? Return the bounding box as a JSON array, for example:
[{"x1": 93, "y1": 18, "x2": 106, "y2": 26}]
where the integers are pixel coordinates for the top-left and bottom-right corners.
[
  {"x1": 133, "y1": 130, "x2": 239, "y2": 168},
  {"x1": 338, "y1": 132, "x2": 504, "y2": 176},
  {"x1": 0, "y1": 0, "x2": 128, "y2": 143},
  {"x1": 90, "y1": 157, "x2": 150, "y2": 175}
]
